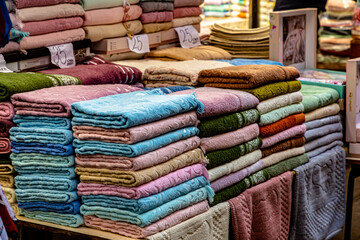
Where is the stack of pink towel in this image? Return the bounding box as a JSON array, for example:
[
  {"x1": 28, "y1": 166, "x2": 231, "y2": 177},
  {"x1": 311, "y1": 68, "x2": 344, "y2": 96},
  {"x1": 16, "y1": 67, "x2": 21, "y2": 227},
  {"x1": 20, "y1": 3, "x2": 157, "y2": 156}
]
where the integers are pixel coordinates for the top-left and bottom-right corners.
[
  {"x1": 139, "y1": 0, "x2": 174, "y2": 34},
  {"x1": 172, "y1": 0, "x2": 204, "y2": 28}
]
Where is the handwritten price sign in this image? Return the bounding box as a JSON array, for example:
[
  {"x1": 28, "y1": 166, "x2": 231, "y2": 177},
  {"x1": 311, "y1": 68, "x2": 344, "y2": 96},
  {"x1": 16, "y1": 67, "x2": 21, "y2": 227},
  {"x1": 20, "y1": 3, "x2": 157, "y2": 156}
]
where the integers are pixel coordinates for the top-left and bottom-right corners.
[
  {"x1": 175, "y1": 26, "x2": 201, "y2": 49},
  {"x1": 127, "y1": 34, "x2": 150, "y2": 54},
  {"x1": 48, "y1": 43, "x2": 76, "y2": 69},
  {"x1": 0, "y1": 54, "x2": 12, "y2": 72}
]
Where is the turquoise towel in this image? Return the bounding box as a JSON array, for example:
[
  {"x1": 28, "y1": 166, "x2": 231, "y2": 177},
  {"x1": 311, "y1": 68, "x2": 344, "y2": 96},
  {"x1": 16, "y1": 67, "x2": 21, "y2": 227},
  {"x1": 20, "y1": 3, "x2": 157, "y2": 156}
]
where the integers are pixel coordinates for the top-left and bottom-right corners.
[
  {"x1": 300, "y1": 80, "x2": 345, "y2": 99},
  {"x1": 14, "y1": 166, "x2": 76, "y2": 179},
  {"x1": 80, "y1": 186, "x2": 214, "y2": 227},
  {"x1": 11, "y1": 142, "x2": 73, "y2": 155},
  {"x1": 11, "y1": 153, "x2": 75, "y2": 167},
  {"x1": 13, "y1": 115, "x2": 71, "y2": 129},
  {"x1": 73, "y1": 127, "x2": 199, "y2": 157},
  {"x1": 259, "y1": 103, "x2": 304, "y2": 126},
  {"x1": 71, "y1": 90, "x2": 202, "y2": 129},
  {"x1": 15, "y1": 175, "x2": 77, "y2": 191},
  {"x1": 300, "y1": 84, "x2": 339, "y2": 113},
  {"x1": 15, "y1": 189, "x2": 78, "y2": 203},
  {"x1": 10, "y1": 127, "x2": 73, "y2": 145},
  {"x1": 82, "y1": 176, "x2": 208, "y2": 214},
  {"x1": 21, "y1": 209, "x2": 83, "y2": 227}
]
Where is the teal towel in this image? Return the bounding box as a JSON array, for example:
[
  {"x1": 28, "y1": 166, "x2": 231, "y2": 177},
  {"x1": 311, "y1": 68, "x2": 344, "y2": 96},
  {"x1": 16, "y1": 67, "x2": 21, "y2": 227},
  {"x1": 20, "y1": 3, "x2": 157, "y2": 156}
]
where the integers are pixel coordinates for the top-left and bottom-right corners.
[
  {"x1": 15, "y1": 189, "x2": 78, "y2": 203},
  {"x1": 10, "y1": 127, "x2": 73, "y2": 145},
  {"x1": 14, "y1": 166, "x2": 76, "y2": 179},
  {"x1": 11, "y1": 153, "x2": 75, "y2": 167},
  {"x1": 21, "y1": 209, "x2": 84, "y2": 227},
  {"x1": 259, "y1": 103, "x2": 304, "y2": 126},
  {"x1": 300, "y1": 80, "x2": 345, "y2": 99},
  {"x1": 13, "y1": 115, "x2": 71, "y2": 129},
  {"x1": 73, "y1": 127, "x2": 199, "y2": 157},
  {"x1": 80, "y1": 186, "x2": 214, "y2": 227},
  {"x1": 300, "y1": 84, "x2": 339, "y2": 113},
  {"x1": 15, "y1": 175, "x2": 77, "y2": 191}
]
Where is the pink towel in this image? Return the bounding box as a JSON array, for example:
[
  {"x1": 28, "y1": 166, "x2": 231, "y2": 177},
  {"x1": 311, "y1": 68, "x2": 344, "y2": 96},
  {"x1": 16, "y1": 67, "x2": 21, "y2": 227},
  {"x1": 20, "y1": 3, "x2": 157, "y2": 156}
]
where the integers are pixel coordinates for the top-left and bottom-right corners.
[
  {"x1": 141, "y1": 11, "x2": 174, "y2": 24},
  {"x1": 174, "y1": 0, "x2": 204, "y2": 7},
  {"x1": 11, "y1": 84, "x2": 142, "y2": 117},
  {"x1": 0, "y1": 42, "x2": 22, "y2": 54},
  {"x1": 14, "y1": 0, "x2": 79, "y2": 8},
  {"x1": 228, "y1": 172, "x2": 293, "y2": 240},
  {"x1": 0, "y1": 102, "x2": 15, "y2": 120},
  {"x1": 77, "y1": 163, "x2": 208, "y2": 199},
  {"x1": 173, "y1": 7, "x2": 203, "y2": 18},
  {"x1": 261, "y1": 124, "x2": 306, "y2": 149},
  {"x1": 84, "y1": 201, "x2": 209, "y2": 238},
  {"x1": 200, "y1": 124, "x2": 259, "y2": 153},
  {"x1": 0, "y1": 138, "x2": 10, "y2": 154}
]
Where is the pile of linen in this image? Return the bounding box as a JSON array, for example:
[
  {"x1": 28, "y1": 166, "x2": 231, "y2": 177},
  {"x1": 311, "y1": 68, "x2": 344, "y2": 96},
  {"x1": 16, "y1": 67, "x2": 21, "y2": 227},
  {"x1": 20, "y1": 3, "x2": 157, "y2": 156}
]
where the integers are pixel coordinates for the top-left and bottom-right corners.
[
  {"x1": 203, "y1": 0, "x2": 233, "y2": 18},
  {"x1": 259, "y1": 0, "x2": 275, "y2": 26},
  {"x1": 139, "y1": 0, "x2": 173, "y2": 34},
  {"x1": 172, "y1": 0, "x2": 202, "y2": 28},
  {"x1": 10, "y1": 0, "x2": 85, "y2": 50},
  {"x1": 81, "y1": 0, "x2": 142, "y2": 42},
  {"x1": 72, "y1": 90, "x2": 214, "y2": 238}
]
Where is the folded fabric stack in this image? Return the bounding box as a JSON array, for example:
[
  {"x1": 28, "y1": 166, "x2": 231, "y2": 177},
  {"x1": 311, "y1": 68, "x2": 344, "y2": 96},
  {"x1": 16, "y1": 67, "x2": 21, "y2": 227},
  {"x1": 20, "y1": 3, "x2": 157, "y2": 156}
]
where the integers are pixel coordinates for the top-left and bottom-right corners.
[
  {"x1": 81, "y1": 0, "x2": 142, "y2": 42},
  {"x1": 9, "y1": 84, "x2": 142, "y2": 227},
  {"x1": 71, "y1": 90, "x2": 214, "y2": 238},
  {"x1": 10, "y1": 0, "x2": 86, "y2": 50},
  {"x1": 139, "y1": 0, "x2": 173, "y2": 34},
  {"x1": 259, "y1": 0, "x2": 275, "y2": 27},
  {"x1": 172, "y1": 0, "x2": 202, "y2": 29}
]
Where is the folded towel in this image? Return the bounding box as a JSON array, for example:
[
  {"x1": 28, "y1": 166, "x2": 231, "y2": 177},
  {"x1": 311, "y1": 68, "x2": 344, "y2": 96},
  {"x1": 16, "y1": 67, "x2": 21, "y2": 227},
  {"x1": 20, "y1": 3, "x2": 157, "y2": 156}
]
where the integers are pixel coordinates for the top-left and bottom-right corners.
[
  {"x1": 198, "y1": 109, "x2": 259, "y2": 138},
  {"x1": 14, "y1": 166, "x2": 76, "y2": 179},
  {"x1": 261, "y1": 124, "x2": 306, "y2": 149},
  {"x1": 11, "y1": 204, "x2": 20, "y2": 216},
  {"x1": 0, "y1": 102, "x2": 14, "y2": 120},
  {"x1": 260, "y1": 113, "x2": 305, "y2": 138},
  {"x1": 306, "y1": 140, "x2": 344, "y2": 158},
  {"x1": 257, "y1": 92, "x2": 303, "y2": 114},
  {"x1": 77, "y1": 163, "x2": 208, "y2": 199},
  {"x1": 262, "y1": 137, "x2": 305, "y2": 158},
  {"x1": 305, "y1": 122, "x2": 343, "y2": 142},
  {"x1": 200, "y1": 124, "x2": 259, "y2": 153},
  {"x1": 14, "y1": 0, "x2": 80, "y2": 8},
  {"x1": 262, "y1": 147, "x2": 306, "y2": 167},
  {"x1": 0, "y1": 164, "x2": 13, "y2": 175},
  {"x1": 259, "y1": 104, "x2": 304, "y2": 126},
  {"x1": 143, "y1": 22, "x2": 172, "y2": 34},
  {"x1": 11, "y1": 142, "x2": 73, "y2": 155},
  {"x1": 173, "y1": 7, "x2": 203, "y2": 18},
  {"x1": 140, "y1": 2, "x2": 174, "y2": 13},
  {"x1": 0, "y1": 119, "x2": 14, "y2": 137},
  {"x1": 76, "y1": 148, "x2": 205, "y2": 187},
  {"x1": 141, "y1": 11, "x2": 173, "y2": 24},
  {"x1": 15, "y1": 189, "x2": 78, "y2": 203},
  {"x1": 15, "y1": 175, "x2": 77, "y2": 191},
  {"x1": 10, "y1": 127, "x2": 73, "y2": 145},
  {"x1": 3, "y1": 187, "x2": 16, "y2": 204},
  {"x1": 198, "y1": 65, "x2": 299, "y2": 89},
  {"x1": 81, "y1": 0, "x2": 140, "y2": 11},
  {"x1": 217, "y1": 58, "x2": 283, "y2": 66},
  {"x1": 305, "y1": 103, "x2": 341, "y2": 122},
  {"x1": 0, "y1": 175, "x2": 15, "y2": 188},
  {"x1": 21, "y1": 209, "x2": 84, "y2": 227},
  {"x1": 300, "y1": 84, "x2": 339, "y2": 113},
  {"x1": 145, "y1": 86, "x2": 195, "y2": 94},
  {"x1": 11, "y1": 153, "x2": 74, "y2": 167},
  {"x1": 80, "y1": 186, "x2": 214, "y2": 227},
  {"x1": 19, "y1": 201, "x2": 81, "y2": 214},
  {"x1": 304, "y1": 115, "x2": 341, "y2": 130},
  {"x1": 13, "y1": 116, "x2": 71, "y2": 129},
  {"x1": 172, "y1": 16, "x2": 202, "y2": 28},
  {"x1": 0, "y1": 138, "x2": 10, "y2": 154}
]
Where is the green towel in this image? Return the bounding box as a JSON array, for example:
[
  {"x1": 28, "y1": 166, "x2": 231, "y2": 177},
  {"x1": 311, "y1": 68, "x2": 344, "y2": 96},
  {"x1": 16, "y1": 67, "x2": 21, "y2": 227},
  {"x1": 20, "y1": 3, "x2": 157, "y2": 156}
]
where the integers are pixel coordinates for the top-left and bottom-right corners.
[
  {"x1": 206, "y1": 137, "x2": 262, "y2": 169},
  {"x1": 259, "y1": 103, "x2": 304, "y2": 126},
  {"x1": 0, "y1": 73, "x2": 81, "y2": 101},
  {"x1": 265, "y1": 153, "x2": 309, "y2": 177},
  {"x1": 300, "y1": 80, "x2": 345, "y2": 99},
  {"x1": 300, "y1": 85, "x2": 339, "y2": 113},
  {"x1": 198, "y1": 109, "x2": 260, "y2": 138}
]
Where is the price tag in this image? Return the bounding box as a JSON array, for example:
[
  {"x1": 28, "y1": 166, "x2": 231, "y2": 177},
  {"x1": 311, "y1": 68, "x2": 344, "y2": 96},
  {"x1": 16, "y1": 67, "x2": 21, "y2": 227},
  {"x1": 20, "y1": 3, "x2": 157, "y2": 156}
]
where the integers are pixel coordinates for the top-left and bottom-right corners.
[
  {"x1": 48, "y1": 43, "x2": 76, "y2": 68},
  {"x1": 127, "y1": 34, "x2": 150, "y2": 54},
  {"x1": 175, "y1": 25, "x2": 201, "y2": 49},
  {"x1": 0, "y1": 54, "x2": 12, "y2": 73}
]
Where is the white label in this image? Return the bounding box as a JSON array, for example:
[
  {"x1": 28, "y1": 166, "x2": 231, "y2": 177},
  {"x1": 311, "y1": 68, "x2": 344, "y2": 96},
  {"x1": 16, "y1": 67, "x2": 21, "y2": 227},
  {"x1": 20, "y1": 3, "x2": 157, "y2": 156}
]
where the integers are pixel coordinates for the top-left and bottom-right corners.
[
  {"x1": 0, "y1": 54, "x2": 12, "y2": 73},
  {"x1": 48, "y1": 43, "x2": 76, "y2": 69},
  {"x1": 127, "y1": 34, "x2": 150, "y2": 54},
  {"x1": 175, "y1": 25, "x2": 201, "y2": 49}
]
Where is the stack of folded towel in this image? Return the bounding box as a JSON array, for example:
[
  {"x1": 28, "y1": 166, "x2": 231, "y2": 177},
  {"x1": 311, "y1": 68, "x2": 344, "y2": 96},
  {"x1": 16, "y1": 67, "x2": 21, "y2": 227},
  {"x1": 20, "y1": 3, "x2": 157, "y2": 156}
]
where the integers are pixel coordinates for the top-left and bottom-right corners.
[
  {"x1": 71, "y1": 90, "x2": 214, "y2": 238},
  {"x1": 172, "y1": 0, "x2": 203, "y2": 29},
  {"x1": 81, "y1": 0, "x2": 142, "y2": 42},
  {"x1": 203, "y1": 0, "x2": 233, "y2": 18},
  {"x1": 10, "y1": 0, "x2": 86, "y2": 50},
  {"x1": 139, "y1": 0, "x2": 174, "y2": 34}
]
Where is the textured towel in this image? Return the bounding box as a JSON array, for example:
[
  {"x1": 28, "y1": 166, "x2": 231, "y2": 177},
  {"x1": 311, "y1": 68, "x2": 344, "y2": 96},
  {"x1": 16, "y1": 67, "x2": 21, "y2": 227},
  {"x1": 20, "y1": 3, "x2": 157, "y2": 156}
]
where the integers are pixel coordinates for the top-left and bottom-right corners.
[
  {"x1": 141, "y1": 11, "x2": 173, "y2": 24},
  {"x1": 289, "y1": 146, "x2": 346, "y2": 240},
  {"x1": 143, "y1": 22, "x2": 172, "y2": 34},
  {"x1": 305, "y1": 131, "x2": 343, "y2": 153},
  {"x1": 14, "y1": 0, "x2": 80, "y2": 8},
  {"x1": 261, "y1": 124, "x2": 306, "y2": 149},
  {"x1": 262, "y1": 137, "x2": 305, "y2": 158},
  {"x1": 198, "y1": 109, "x2": 259, "y2": 138},
  {"x1": 14, "y1": 166, "x2": 76, "y2": 179},
  {"x1": 11, "y1": 153, "x2": 74, "y2": 167},
  {"x1": 0, "y1": 164, "x2": 13, "y2": 175},
  {"x1": 305, "y1": 122, "x2": 343, "y2": 142},
  {"x1": 228, "y1": 172, "x2": 293, "y2": 240},
  {"x1": 0, "y1": 102, "x2": 14, "y2": 120},
  {"x1": 76, "y1": 149, "x2": 205, "y2": 187},
  {"x1": 21, "y1": 209, "x2": 83, "y2": 227},
  {"x1": 261, "y1": 147, "x2": 305, "y2": 167},
  {"x1": 173, "y1": 7, "x2": 203, "y2": 18},
  {"x1": 140, "y1": 2, "x2": 174, "y2": 13},
  {"x1": 300, "y1": 84, "x2": 339, "y2": 113},
  {"x1": 304, "y1": 103, "x2": 340, "y2": 122},
  {"x1": 15, "y1": 189, "x2": 78, "y2": 203},
  {"x1": 306, "y1": 140, "x2": 343, "y2": 159},
  {"x1": 172, "y1": 16, "x2": 202, "y2": 28},
  {"x1": 260, "y1": 114, "x2": 305, "y2": 138},
  {"x1": 198, "y1": 65, "x2": 299, "y2": 89},
  {"x1": 15, "y1": 175, "x2": 77, "y2": 191},
  {"x1": 11, "y1": 142, "x2": 73, "y2": 155},
  {"x1": 0, "y1": 175, "x2": 14, "y2": 188},
  {"x1": 11, "y1": 204, "x2": 20, "y2": 216},
  {"x1": 145, "y1": 86, "x2": 195, "y2": 94},
  {"x1": 13, "y1": 116, "x2": 71, "y2": 129},
  {"x1": 257, "y1": 92, "x2": 303, "y2": 115},
  {"x1": 80, "y1": 0, "x2": 140, "y2": 11},
  {"x1": 304, "y1": 115, "x2": 341, "y2": 131},
  {"x1": 0, "y1": 119, "x2": 14, "y2": 137},
  {"x1": 10, "y1": 127, "x2": 73, "y2": 145},
  {"x1": 259, "y1": 104, "x2": 304, "y2": 126},
  {"x1": 174, "y1": 0, "x2": 204, "y2": 7},
  {"x1": 3, "y1": 187, "x2": 16, "y2": 204},
  {"x1": 217, "y1": 58, "x2": 283, "y2": 66},
  {"x1": 19, "y1": 201, "x2": 80, "y2": 214},
  {"x1": 0, "y1": 138, "x2": 10, "y2": 154}
]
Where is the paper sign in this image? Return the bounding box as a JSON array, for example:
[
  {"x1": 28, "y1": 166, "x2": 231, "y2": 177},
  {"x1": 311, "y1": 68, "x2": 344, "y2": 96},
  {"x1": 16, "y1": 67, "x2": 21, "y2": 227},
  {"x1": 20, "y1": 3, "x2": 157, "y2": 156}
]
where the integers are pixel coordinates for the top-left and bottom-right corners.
[
  {"x1": 127, "y1": 34, "x2": 150, "y2": 54},
  {"x1": 48, "y1": 43, "x2": 76, "y2": 68},
  {"x1": 0, "y1": 54, "x2": 12, "y2": 73},
  {"x1": 175, "y1": 25, "x2": 201, "y2": 48}
]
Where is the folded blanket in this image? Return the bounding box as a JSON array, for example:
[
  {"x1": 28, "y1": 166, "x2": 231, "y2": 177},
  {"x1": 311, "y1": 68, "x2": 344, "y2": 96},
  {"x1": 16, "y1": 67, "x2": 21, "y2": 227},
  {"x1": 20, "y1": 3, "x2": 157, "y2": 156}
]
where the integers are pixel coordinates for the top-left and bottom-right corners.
[
  {"x1": 11, "y1": 153, "x2": 74, "y2": 167},
  {"x1": 305, "y1": 122, "x2": 343, "y2": 142},
  {"x1": 0, "y1": 164, "x2": 13, "y2": 175},
  {"x1": 262, "y1": 147, "x2": 305, "y2": 167},
  {"x1": 21, "y1": 209, "x2": 83, "y2": 227},
  {"x1": 141, "y1": 11, "x2": 173, "y2": 24},
  {"x1": 76, "y1": 148, "x2": 204, "y2": 187},
  {"x1": 174, "y1": 0, "x2": 204, "y2": 7},
  {"x1": 14, "y1": 0, "x2": 80, "y2": 8},
  {"x1": 259, "y1": 104, "x2": 304, "y2": 127},
  {"x1": 84, "y1": 6, "x2": 142, "y2": 26},
  {"x1": 300, "y1": 85, "x2": 339, "y2": 113},
  {"x1": 173, "y1": 7, "x2": 202, "y2": 18},
  {"x1": 15, "y1": 175, "x2": 77, "y2": 191},
  {"x1": 200, "y1": 124, "x2": 259, "y2": 153},
  {"x1": 198, "y1": 109, "x2": 259, "y2": 138},
  {"x1": 304, "y1": 115, "x2": 341, "y2": 131},
  {"x1": 257, "y1": 92, "x2": 303, "y2": 115},
  {"x1": 0, "y1": 119, "x2": 14, "y2": 137},
  {"x1": 143, "y1": 22, "x2": 172, "y2": 34},
  {"x1": 198, "y1": 65, "x2": 299, "y2": 89},
  {"x1": 140, "y1": 2, "x2": 174, "y2": 13},
  {"x1": 11, "y1": 142, "x2": 73, "y2": 156},
  {"x1": 14, "y1": 166, "x2": 76, "y2": 179},
  {"x1": 261, "y1": 124, "x2": 306, "y2": 149},
  {"x1": 0, "y1": 102, "x2": 14, "y2": 120},
  {"x1": 3, "y1": 187, "x2": 16, "y2": 204},
  {"x1": 0, "y1": 138, "x2": 10, "y2": 154},
  {"x1": 13, "y1": 116, "x2": 71, "y2": 129},
  {"x1": 206, "y1": 137, "x2": 262, "y2": 169},
  {"x1": 12, "y1": 84, "x2": 142, "y2": 117},
  {"x1": 260, "y1": 113, "x2": 305, "y2": 138},
  {"x1": 80, "y1": 0, "x2": 140, "y2": 11},
  {"x1": 19, "y1": 201, "x2": 80, "y2": 214},
  {"x1": 0, "y1": 175, "x2": 14, "y2": 188},
  {"x1": 305, "y1": 103, "x2": 341, "y2": 122},
  {"x1": 262, "y1": 137, "x2": 305, "y2": 158},
  {"x1": 15, "y1": 189, "x2": 78, "y2": 203},
  {"x1": 172, "y1": 16, "x2": 202, "y2": 27},
  {"x1": 228, "y1": 172, "x2": 293, "y2": 240},
  {"x1": 10, "y1": 127, "x2": 73, "y2": 145},
  {"x1": 80, "y1": 186, "x2": 214, "y2": 227}
]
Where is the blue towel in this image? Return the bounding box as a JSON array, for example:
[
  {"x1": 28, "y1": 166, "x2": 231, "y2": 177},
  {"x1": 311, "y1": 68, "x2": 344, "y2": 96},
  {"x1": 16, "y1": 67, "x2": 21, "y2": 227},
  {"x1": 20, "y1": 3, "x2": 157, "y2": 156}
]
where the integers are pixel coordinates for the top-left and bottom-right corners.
[
  {"x1": 82, "y1": 176, "x2": 209, "y2": 214},
  {"x1": 305, "y1": 122, "x2": 343, "y2": 142},
  {"x1": 80, "y1": 185, "x2": 214, "y2": 227},
  {"x1": 10, "y1": 127, "x2": 73, "y2": 145},
  {"x1": 304, "y1": 115, "x2": 341, "y2": 131},
  {"x1": 15, "y1": 189, "x2": 79, "y2": 203},
  {"x1": 11, "y1": 142, "x2": 73, "y2": 155},
  {"x1": 143, "y1": 86, "x2": 195, "y2": 94},
  {"x1": 13, "y1": 115, "x2": 72, "y2": 129},
  {"x1": 14, "y1": 166, "x2": 76, "y2": 179},
  {"x1": 217, "y1": 59, "x2": 283, "y2": 66},
  {"x1": 306, "y1": 141, "x2": 344, "y2": 159},
  {"x1": 21, "y1": 209, "x2": 84, "y2": 228},
  {"x1": 11, "y1": 153, "x2": 75, "y2": 167},
  {"x1": 19, "y1": 201, "x2": 81, "y2": 214},
  {"x1": 73, "y1": 127, "x2": 199, "y2": 157},
  {"x1": 15, "y1": 175, "x2": 78, "y2": 191},
  {"x1": 305, "y1": 132, "x2": 343, "y2": 154},
  {"x1": 71, "y1": 90, "x2": 203, "y2": 129}
]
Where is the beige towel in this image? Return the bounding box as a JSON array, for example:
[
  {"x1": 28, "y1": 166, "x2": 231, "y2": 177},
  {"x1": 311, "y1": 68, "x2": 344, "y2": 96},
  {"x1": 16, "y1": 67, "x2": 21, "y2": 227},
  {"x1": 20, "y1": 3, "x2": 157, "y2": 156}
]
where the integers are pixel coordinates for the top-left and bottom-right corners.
[
  {"x1": 143, "y1": 22, "x2": 172, "y2": 34},
  {"x1": 11, "y1": 203, "x2": 21, "y2": 216},
  {"x1": 172, "y1": 16, "x2": 202, "y2": 28},
  {"x1": 305, "y1": 103, "x2": 341, "y2": 122},
  {"x1": 0, "y1": 175, "x2": 15, "y2": 188},
  {"x1": 262, "y1": 147, "x2": 305, "y2": 167},
  {"x1": 3, "y1": 187, "x2": 16, "y2": 204},
  {"x1": 0, "y1": 164, "x2": 14, "y2": 175}
]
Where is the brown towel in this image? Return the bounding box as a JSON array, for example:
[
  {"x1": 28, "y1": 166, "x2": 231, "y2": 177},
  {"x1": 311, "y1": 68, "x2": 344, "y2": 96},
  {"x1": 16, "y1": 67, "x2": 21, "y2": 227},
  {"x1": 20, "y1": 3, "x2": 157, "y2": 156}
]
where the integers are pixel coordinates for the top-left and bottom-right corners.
[
  {"x1": 0, "y1": 175, "x2": 15, "y2": 188},
  {"x1": 261, "y1": 137, "x2": 305, "y2": 158},
  {"x1": 0, "y1": 164, "x2": 14, "y2": 175}
]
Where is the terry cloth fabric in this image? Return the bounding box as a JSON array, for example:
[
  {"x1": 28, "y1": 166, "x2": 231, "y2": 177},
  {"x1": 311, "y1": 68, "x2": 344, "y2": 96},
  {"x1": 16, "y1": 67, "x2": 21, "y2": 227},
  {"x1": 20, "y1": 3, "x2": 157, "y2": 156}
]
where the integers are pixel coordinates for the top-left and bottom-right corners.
[
  {"x1": 198, "y1": 65, "x2": 300, "y2": 89},
  {"x1": 304, "y1": 103, "x2": 341, "y2": 122},
  {"x1": 0, "y1": 119, "x2": 14, "y2": 137},
  {"x1": 305, "y1": 132, "x2": 343, "y2": 155},
  {"x1": 262, "y1": 137, "x2": 305, "y2": 158},
  {"x1": 147, "y1": 202, "x2": 230, "y2": 240},
  {"x1": 143, "y1": 22, "x2": 172, "y2": 34},
  {"x1": 21, "y1": 209, "x2": 83, "y2": 227},
  {"x1": 261, "y1": 124, "x2": 306, "y2": 149},
  {"x1": 305, "y1": 122, "x2": 343, "y2": 142},
  {"x1": 82, "y1": 176, "x2": 208, "y2": 214},
  {"x1": 11, "y1": 204, "x2": 20, "y2": 216},
  {"x1": 217, "y1": 58, "x2": 283, "y2": 66},
  {"x1": 15, "y1": 189, "x2": 78, "y2": 203},
  {"x1": 12, "y1": 85, "x2": 142, "y2": 117},
  {"x1": 75, "y1": 148, "x2": 205, "y2": 187},
  {"x1": 19, "y1": 201, "x2": 80, "y2": 214},
  {"x1": 261, "y1": 147, "x2": 305, "y2": 167},
  {"x1": 15, "y1": 175, "x2": 77, "y2": 191},
  {"x1": 174, "y1": 0, "x2": 204, "y2": 7},
  {"x1": 290, "y1": 146, "x2": 346, "y2": 240},
  {"x1": 173, "y1": 7, "x2": 203, "y2": 18},
  {"x1": 140, "y1": 2, "x2": 174, "y2": 13},
  {"x1": 228, "y1": 172, "x2": 293, "y2": 240},
  {"x1": 304, "y1": 115, "x2": 341, "y2": 131},
  {"x1": 260, "y1": 113, "x2": 305, "y2": 138},
  {"x1": 71, "y1": 90, "x2": 201, "y2": 129},
  {"x1": 206, "y1": 137, "x2": 262, "y2": 169},
  {"x1": 300, "y1": 84, "x2": 339, "y2": 113},
  {"x1": 77, "y1": 163, "x2": 208, "y2": 199},
  {"x1": 257, "y1": 92, "x2": 303, "y2": 115},
  {"x1": 145, "y1": 46, "x2": 232, "y2": 61},
  {"x1": 172, "y1": 16, "x2": 202, "y2": 28},
  {"x1": 2, "y1": 187, "x2": 16, "y2": 204},
  {"x1": 259, "y1": 104, "x2": 304, "y2": 127},
  {"x1": 80, "y1": 0, "x2": 140, "y2": 11},
  {"x1": 141, "y1": 12, "x2": 173, "y2": 24},
  {"x1": 13, "y1": 116, "x2": 71, "y2": 129},
  {"x1": 75, "y1": 136, "x2": 200, "y2": 171},
  {"x1": 200, "y1": 124, "x2": 259, "y2": 153},
  {"x1": 0, "y1": 102, "x2": 14, "y2": 120},
  {"x1": 14, "y1": 166, "x2": 76, "y2": 179},
  {"x1": 14, "y1": 0, "x2": 80, "y2": 8},
  {"x1": 84, "y1": 6, "x2": 142, "y2": 26},
  {"x1": 11, "y1": 142, "x2": 73, "y2": 155},
  {"x1": 0, "y1": 138, "x2": 10, "y2": 153},
  {"x1": 11, "y1": 153, "x2": 74, "y2": 167},
  {"x1": 198, "y1": 109, "x2": 260, "y2": 138},
  {"x1": 83, "y1": 201, "x2": 209, "y2": 239},
  {"x1": 80, "y1": 186, "x2": 214, "y2": 227},
  {"x1": 10, "y1": 127, "x2": 73, "y2": 145},
  {"x1": 306, "y1": 140, "x2": 344, "y2": 159},
  {"x1": 0, "y1": 174, "x2": 14, "y2": 187},
  {"x1": 0, "y1": 164, "x2": 13, "y2": 174},
  {"x1": 144, "y1": 86, "x2": 195, "y2": 94}
]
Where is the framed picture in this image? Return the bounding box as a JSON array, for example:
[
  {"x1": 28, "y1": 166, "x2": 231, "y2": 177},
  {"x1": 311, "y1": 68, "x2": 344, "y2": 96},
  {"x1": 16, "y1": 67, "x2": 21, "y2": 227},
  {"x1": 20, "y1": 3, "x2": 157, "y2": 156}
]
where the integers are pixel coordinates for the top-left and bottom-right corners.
[{"x1": 269, "y1": 8, "x2": 317, "y2": 70}]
